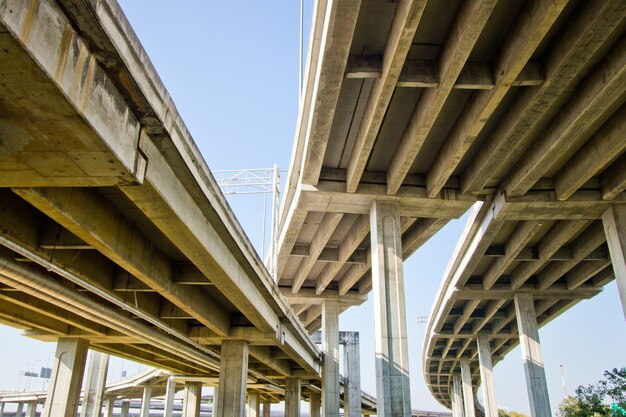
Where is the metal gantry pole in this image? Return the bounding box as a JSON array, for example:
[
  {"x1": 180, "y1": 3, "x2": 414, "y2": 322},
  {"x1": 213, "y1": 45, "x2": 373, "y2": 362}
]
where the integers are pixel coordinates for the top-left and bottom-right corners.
[{"x1": 214, "y1": 166, "x2": 281, "y2": 280}]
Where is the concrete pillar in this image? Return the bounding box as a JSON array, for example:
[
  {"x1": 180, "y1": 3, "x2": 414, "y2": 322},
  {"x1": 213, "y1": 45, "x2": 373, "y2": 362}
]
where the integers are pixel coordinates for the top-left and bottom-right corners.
[
  {"x1": 15, "y1": 403, "x2": 23, "y2": 417},
  {"x1": 216, "y1": 340, "x2": 249, "y2": 417},
  {"x1": 164, "y1": 377, "x2": 177, "y2": 417},
  {"x1": 514, "y1": 294, "x2": 551, "y2": 417},
  {"x1": 343, "y1": 333, "x2": 361, "y2": 417},
  {"x1": 213, "y1": 387, "x2": 219, "y2": 417},
  {"x1": 182, "y1": 381, "x2": 203, "y2": 417},
  {"x1": 450, "y1": 375, "x2": 464, "y2": 417},
  {"x1": 41, "y1": 338, "x2": 89, "y2": 417},
  {"x1": 460, "y1": 359, "x2": 475, "y2": 417},
  {"x1": 262, "y1": 402, "x2": 271, "y2": 417},
  {"x1": 25, "y1": 402, "x2": 37, "y2": 417},
  {"x1": 602, "y1": 205, "x2": 626, "y2": 320},
  {"x1": 309, "y1": 393, "x2": 321, "y2": 417},
  {"x1": 476, "y1": 335, "x2": 498, "y2": 417},
  {"x1": 369, "y1": 201, "x2": 411, "y2": 417},
  {"x1": 103, "y1": 397, "x2": 115, "y2": 417},
  {"x1": 321, "y1": 300, "x2": 339, "y2": 417},
  {"x1": 0, "y1": 402, "x2": 4, "y2": 417},
  {"x1": 246, "y1": 392, "x2": 259, "y2": 417},
  {"x1": 83, "y1": 351, "x2": 110, "y2": 417},
  {"x1": 285, "y1": 377, "x2": 301, "y2": 417},
  {"x1": 120, "y1": 400, "x2": 130, "y2": 417},
  {"x1": 140, "y1": 385, "x2": 152, "y2": 417}
]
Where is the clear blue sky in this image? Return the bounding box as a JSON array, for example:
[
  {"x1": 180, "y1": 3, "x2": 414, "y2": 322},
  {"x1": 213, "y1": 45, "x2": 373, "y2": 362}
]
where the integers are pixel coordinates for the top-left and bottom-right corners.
[{"x1": 0, "y1": 2, "x2": 623, "y2": 415}]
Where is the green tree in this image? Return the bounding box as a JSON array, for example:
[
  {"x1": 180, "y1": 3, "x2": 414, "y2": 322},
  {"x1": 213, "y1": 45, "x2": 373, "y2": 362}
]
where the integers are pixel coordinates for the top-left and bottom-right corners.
[{"x1": 557, "y1": 367, "x2": 626, "y2": 417}]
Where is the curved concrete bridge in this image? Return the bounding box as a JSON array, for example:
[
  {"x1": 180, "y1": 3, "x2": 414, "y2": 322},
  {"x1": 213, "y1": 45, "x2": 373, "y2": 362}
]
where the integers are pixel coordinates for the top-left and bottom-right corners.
[{"x1": 0, "y1": 0, "x2": 625, "y2": 417}]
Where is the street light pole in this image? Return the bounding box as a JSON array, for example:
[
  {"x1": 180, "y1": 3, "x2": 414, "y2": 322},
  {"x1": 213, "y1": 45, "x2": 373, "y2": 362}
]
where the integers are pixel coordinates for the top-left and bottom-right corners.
[{"x1": 560, "y1": 364, "x2": 568, "y2": 398}]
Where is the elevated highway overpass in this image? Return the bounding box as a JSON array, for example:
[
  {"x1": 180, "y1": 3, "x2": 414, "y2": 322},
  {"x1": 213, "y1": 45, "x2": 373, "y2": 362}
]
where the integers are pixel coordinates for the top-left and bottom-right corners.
[
  {"x1": 276, "y1": 0, "x2": 626, "y2": 416},
  {"x1": 0, "y1": 0, "x2": 625, "y2": 417},
  {"x1": 0, "y1": 0, "x2": 325, "y2": 416}
]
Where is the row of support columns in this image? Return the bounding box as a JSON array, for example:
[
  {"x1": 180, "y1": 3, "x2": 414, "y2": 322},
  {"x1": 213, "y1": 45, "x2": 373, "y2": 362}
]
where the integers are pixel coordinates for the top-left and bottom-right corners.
[
  {"x1": 448, "y1": 205, "x2": 626, "y2": 417},
  {"x1": 450, "y1": 295, "x2": 552, "y2": 417}
]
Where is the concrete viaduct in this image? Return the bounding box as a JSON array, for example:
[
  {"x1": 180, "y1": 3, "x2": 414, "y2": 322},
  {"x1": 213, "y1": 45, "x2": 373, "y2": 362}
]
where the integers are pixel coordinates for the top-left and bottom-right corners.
[{"x1": 0, "y1": 0, "x2": 625, "y2": 417}]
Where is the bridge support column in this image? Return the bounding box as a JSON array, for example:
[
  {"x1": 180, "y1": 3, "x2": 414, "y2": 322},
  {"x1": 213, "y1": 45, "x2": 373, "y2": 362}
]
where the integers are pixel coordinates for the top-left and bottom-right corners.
[
  {"x1": 164, "y1": 377, "x2": 177, "y2": 417},
  {"x1": 262, "y1": 401, "x2": 271, "y2": 417},
  {"x1": 450, "y1": 375, "x2": 464, "y2": 417},
  {"x1": 370, "y1": 201, "x2": 411, "y2": 417},
  {"x1": 15, "y1": 403, "x2": 23, "y2": 417},
  {"x1": 104, "y1": 397, "x2": 115, "y2": 417},
  {"x1": 140, "y1": 385, "x2": 152, "y2": 417},
  {"x1": 514, "y1": 294, "x2": 551, "y2": 417},
  {"x1": 120, "y1": 400, "x2": 130, "y2": 417},
  {"x1": 460, "y1": 359, "x2": 475, "y2": 417},
  {"x1": 322, "y1": 301, "x2": 339, "y2": 417},
  {"x1": 0, "y1": 402, "x2": 4, "y2": 417},
  {"x1": 309, "y1": 393, "x2": 321, "y2": 417},
  {"x1": 477, "y1": 335, "x2": 498, "y2": 417},
  {"x1": 246, "y1": 392, "x2": 259, "y2": 417},
  {"x1": 343, "y1": 333, "x2": 361, "y2": 417},
  {"x1": 41, "y1": 338, "x2": 89, "y2": 417},
  {"x1": 285, "y1": 377, "x2": 301, "y2": 417},
  {"x1": 183, "y1": 381, "x2": 203, "y2": 417},
  {"x1": 25, "y1": 402, "x2": 37, "y2": 417},
  {"x1": 83, "y1": 351, "x2": 110, "y2": 417},
  {"x1": 216, "y1": 340, "x2": 249, "y2": 417},
  {"x1": 602, "y1": 205, "x2": 626, "y2": 320}
]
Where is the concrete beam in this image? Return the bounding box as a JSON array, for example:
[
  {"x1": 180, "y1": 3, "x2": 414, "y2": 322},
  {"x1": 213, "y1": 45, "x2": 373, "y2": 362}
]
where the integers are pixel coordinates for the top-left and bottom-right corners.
[
  {"x1": 345, "y1": 0, "x2": 428, "y2": 192},
  {"x1": 601, "y1": 206, "x2": 626, "y2": 320},
  {"x1": 15, "y1": 187, "x2": 230, "y2": 333},
  {"x1": 300, "y1": 182, "x2": 475, "y2": 219},
  {"x1": 280, "y1": 288, "x2": 367, "y2": 305},
  {"x1": 461, "y1": 0, "x2": 626, "y2": 195},
  {"x1": 504, "y1": 37, "x2": 626, "y2": 196},
  {"x1": 121, "y1": 138, "x2": 320, "y2": 374},
  {"x1": 41, "y1": 338, "x2": 89, "y2": 417},
  {"x1": 299, "y1": 0, "x2": 363, "y2": 185},
  {"x1": 290, "y1": 245, "x2": 367, "y2": 264},
  {"x1": 0, "y1": 0, "x2": 145, "y2": 187},
  {"x1": 346, "y1": 57, "x2": 544, "y2": 89},
  {"x1": 292, "y1": 213, "x2": 344, "y2": 293},
  {"x1": 387, "y1": 0, "x2": 499, "y2": 195},
  {"x1": 514, "y1": 294, "x2": 551, "y2": 417}
]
